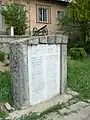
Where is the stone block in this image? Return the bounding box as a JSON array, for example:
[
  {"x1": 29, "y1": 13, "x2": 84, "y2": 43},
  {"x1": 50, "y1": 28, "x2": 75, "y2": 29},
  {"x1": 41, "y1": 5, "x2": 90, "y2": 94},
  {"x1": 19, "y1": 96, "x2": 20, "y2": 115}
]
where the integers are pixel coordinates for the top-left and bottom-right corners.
[
  {"x1": 62, "y1": 35, "x2": 68, "y2": 44},
  {"x1": 55, "y1": 35, "x2": 63, "y2": 44},
  {"x1": 4, "y1": 102, "x2": 15, "y2": 112},
  {"x1": 28, "y1": 37, "x2": 39, "y2": 45},
  {"x1": 10, "y1": 35, "x2": 68, "y2": 109},
  {"x1": 39, "y1": 36, "x2": 47, "y2": 44},
  {"x1": 10, "y1": 43, "x2": 29, "y2": 109},
  {"x1": 47, "y1": 35, "x2": 56, "y2": 44}
]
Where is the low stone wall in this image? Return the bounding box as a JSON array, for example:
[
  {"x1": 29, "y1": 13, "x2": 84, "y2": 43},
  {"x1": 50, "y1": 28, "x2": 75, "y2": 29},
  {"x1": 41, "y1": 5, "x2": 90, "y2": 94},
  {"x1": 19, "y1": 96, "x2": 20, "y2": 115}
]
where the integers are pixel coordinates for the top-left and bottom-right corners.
[
  {"x1": 0, "y1": 35, "x2": 29, "y2": 53},
  {"x1": 10, "y1": 35, "x2": 68, "y2": 109}
]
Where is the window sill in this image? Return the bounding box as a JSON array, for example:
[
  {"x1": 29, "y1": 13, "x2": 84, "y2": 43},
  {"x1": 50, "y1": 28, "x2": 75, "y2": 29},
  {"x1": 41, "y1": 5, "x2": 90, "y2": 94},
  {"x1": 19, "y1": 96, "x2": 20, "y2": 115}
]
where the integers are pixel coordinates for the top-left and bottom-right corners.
[{"x1": 36, "y1": 21, "x2": 51, "y2": 24}]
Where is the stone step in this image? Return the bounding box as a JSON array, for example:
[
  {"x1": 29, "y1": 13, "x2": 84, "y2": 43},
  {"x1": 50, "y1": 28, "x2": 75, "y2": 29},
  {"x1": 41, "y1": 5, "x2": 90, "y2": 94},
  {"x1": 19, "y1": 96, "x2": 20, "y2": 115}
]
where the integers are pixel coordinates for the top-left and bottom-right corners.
[
  {"x1": 45, "y1": 101, "x2": 90, "y2": 120},
  {"x1": 59, "y1": 101, "x2": 90, "y2": 115}
]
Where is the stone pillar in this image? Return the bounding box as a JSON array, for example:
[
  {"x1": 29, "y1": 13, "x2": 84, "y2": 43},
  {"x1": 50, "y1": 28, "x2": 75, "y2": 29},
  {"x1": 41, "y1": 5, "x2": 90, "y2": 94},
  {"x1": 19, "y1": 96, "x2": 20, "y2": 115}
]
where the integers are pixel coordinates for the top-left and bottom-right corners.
[
  {"x1": 10, "y1": 42, "x2": 29, "y2": 108},
  {"x1": 10, "y1": 35, "x2": 68, "y2": 109},
  {"x1": 60, "y1": 36, "x2": 68, "y2": 94}
]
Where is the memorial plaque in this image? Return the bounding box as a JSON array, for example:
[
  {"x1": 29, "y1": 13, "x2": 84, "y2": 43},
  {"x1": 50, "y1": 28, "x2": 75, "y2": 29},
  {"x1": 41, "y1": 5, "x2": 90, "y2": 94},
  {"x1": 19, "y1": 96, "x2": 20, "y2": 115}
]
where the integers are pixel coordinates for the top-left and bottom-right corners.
[
  {"x1": 10, "y1": 35, "x2": 68, "y2": 109},
  {"x1": 28, "y1": 45, "x2": 60, "y2": 105}
]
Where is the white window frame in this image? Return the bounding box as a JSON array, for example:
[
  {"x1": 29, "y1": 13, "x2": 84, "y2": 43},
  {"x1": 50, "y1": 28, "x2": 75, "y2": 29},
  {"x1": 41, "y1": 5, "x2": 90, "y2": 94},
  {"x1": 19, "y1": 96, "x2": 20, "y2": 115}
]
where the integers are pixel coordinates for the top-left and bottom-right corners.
[
  {"x1": 36, "y1": 4, "x2": 51, "y2": 24},
  {"x1": 39, "y1": 8, "x2": 48, "y2": 23}
]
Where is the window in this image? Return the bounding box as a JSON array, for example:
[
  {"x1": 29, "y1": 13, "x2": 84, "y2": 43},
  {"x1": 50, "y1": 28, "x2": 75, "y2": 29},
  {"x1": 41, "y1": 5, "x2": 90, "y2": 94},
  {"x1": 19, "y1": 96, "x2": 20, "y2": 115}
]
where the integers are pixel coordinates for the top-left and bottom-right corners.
[
  {"x1": 57, "y1": 10, "x2": 65, "y2": 19},
  {"x1": 36, "y1": 4, "x2": 51, "y2": 24}
]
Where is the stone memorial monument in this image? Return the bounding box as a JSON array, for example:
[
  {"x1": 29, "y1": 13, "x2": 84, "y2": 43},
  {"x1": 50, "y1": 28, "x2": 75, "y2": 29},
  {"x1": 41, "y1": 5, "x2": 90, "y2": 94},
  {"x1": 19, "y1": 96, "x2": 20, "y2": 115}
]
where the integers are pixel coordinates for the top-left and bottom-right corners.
[{"x1": 10, "y1": 35, "x2": 68, "y2": 109}]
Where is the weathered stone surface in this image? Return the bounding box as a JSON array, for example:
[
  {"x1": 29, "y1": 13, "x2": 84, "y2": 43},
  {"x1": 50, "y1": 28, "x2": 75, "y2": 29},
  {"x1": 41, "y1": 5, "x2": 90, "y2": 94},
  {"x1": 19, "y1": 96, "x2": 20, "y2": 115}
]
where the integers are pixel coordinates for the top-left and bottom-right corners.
[
  {"x1": 0, "y1": 43, "x2": 9, "y2": 53},
  {"x1": 4, "y1": 102, "x2": 15, "y2": 112},
  {"x1": 0, "y1": 35, "x2": 68, "y2": 53},
  {"x1": 10, "y1": 43, "x2": 29, "y2": 108},
  {"x1": 28, "y1": 37, "x2": 39, "y2": 45},
  {"x1": 39, "y1": 36, "x2": 47, "y2": 43},
  {"x1": 56, "y1": 35, "x2": 68, "y2": 44},
  {"x1": 67, "y1": 88, "x2": 79, "y2": 96},
  {"x1": 8, "y1": 94, "x2": 72, "y2": 119},
  {"x1": 47, "y1": 35, "x2": 56, "y2": 44},
  {"x1": 60, "y1": 44, "x2": 67, "y2": 94},
  {"x1": 10, "y1": 35, "x2": 68, "y2": 109},
  {"x1": 59, "y1": 101, "x2": 90, "y2": 115},
  {"x1": 56, "y1": 35, "x2": 63, "y2": 44},
  {"x1": 62, "y1": 35, "x2": 68, "y2": 43},
  {"x1": 0, "y1": 35, "x2": 29, "y2": 53}
]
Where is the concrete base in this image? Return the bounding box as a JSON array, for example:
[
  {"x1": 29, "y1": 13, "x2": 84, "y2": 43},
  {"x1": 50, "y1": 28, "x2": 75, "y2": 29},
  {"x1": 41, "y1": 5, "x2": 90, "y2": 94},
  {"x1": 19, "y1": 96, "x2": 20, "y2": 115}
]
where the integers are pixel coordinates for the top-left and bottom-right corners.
[
  {"x1": 9, "y1": 94, "x2": 72, "y2": 119},
  {"x1": 10, "y1": 35, "x2": 68, "y2": 108}
]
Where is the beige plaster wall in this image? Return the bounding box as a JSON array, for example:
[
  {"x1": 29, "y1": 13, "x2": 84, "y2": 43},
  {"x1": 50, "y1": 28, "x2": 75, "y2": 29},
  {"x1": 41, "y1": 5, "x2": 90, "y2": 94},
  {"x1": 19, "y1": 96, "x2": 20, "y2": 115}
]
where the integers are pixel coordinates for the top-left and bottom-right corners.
[
  {"x1": 2, "y1": 0, "x2": 66, "y2": 35},
  {"x1": 29, "y1": 0, "x2": 66, "y2": 35}
]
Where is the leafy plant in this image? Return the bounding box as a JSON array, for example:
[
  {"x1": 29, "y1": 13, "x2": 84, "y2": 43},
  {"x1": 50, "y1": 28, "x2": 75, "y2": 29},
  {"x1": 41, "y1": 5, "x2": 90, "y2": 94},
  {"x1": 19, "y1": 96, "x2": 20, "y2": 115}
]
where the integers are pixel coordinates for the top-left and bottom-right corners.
[
  {"x1": 69, "y1": 48, "x2": 87, "y2": 61},
  {"x1": 0, "y1": 52, "x2": 6, "y2": 61},
  {"x1": 57, "y1": 0, "x2": 90, "y2": 42},
  {"x1": 0, "y1": 111, "x2": 8, "y2": 120},
  {"x1": 1, "y1": 4, "x2": 28, "y2": 35},
  {"x1": 0, "y1": 72, "x2": 12, "y2": 103}
]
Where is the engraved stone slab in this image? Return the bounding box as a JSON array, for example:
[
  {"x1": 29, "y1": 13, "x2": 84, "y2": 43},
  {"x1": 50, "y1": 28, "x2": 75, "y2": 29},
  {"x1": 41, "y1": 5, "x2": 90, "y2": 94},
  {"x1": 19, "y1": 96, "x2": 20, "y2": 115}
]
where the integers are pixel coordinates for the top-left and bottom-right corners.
[
  {"x1": 10, "y1": 35, "x2": 68, "y2": 108},
  {"x1": 28, "y1": 45, "x2": 60, "y2": 105}
]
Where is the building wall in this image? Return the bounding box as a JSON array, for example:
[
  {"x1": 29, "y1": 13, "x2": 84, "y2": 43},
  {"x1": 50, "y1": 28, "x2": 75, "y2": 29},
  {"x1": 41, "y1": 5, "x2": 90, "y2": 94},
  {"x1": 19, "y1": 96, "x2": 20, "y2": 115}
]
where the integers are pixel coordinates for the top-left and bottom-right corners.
[
  {"x1": 1, "y1": 0, "x2": 67, "y2": 35},
  {"x1": 29, "y1": 0, "x2": 66, "y2": 35},
  {"x1": 1, "y1": 0, "x2": 30, "y2": 34}
]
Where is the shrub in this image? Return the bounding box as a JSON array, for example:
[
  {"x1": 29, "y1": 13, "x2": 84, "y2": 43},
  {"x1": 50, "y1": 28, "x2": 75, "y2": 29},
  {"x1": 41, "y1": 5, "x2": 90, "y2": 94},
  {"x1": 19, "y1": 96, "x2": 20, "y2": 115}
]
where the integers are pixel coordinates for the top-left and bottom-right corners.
[
  {"x1": 69, "y1": 48, "x2": 87, "y2": 61},
  {"x1": 0, "y1": 52, "x2": 6, "y2": 61},
  {"x1": 84, "y1": 41, "x2": 90, "y2": 53},
  {"x1": 1, "y1": 4, "x2": 28, "y2": 35}
]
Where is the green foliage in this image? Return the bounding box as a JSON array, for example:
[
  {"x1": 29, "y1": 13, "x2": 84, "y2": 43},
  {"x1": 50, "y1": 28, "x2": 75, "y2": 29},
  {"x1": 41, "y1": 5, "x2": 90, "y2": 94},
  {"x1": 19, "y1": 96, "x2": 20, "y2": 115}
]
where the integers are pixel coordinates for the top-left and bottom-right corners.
[
  {"x1": 84, "y1": 41, "x2": 90, "y2": 53},
  {"x1": 0, "y1": 72, "x2": 12, "y2": 103},
  {"x1": 19, "y1": 112, "x2": 44, "y2": 120},
  {"x1": 0, "y1": 52, "x2": 6, "y2": 61},
  {"x1": 69, "y1": 0, "x2": 90, "y2": 41},
  {"x1": 0, "y1": 52, "x2": 9, "y2": 61},
  {"x1": 67, "y1": 35, "x2": 90, "y2": 54},
  {"x1": 67, "y1": 58, "x2": 90, "y2": 99},
  {"x1": 1, "y1": 4, "x2": 28, "y2": 35},
  {"x1": 69, "y1": 48, "x2": 87, "y2": 61},
  {"x1": 57, "y1": 10, "x2": 75, "y2": 33},
  {"x1": 0, "y1": 111, "x2": 8, "y2": 120},
  {"x1": 69, "y1": 0, "x2": 90, "y2": 24},
  {"x1": 57, "y1": 0, "x2": 90, "y2": 41}
]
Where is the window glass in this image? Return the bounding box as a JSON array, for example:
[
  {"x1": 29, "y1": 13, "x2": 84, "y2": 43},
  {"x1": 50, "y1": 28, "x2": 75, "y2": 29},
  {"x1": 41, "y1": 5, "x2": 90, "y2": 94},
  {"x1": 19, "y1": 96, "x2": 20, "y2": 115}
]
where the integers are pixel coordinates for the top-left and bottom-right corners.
[
  {"x1": 36, "y1": 4, "x2": 51, "y2": 24},
  {"x1": 57, "y1": 11, "x2": 65, "y2": 19}
]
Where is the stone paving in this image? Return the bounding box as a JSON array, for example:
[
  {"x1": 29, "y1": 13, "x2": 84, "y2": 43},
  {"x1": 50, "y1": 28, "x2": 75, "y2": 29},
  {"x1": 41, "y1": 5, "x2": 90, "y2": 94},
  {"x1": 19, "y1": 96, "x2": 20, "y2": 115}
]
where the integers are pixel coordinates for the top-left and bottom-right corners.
[
  {"x1": 6, "y1": 89, "x2": 90, "y2": 120},
  {"x1": 45, "y1": 101, "x2": 90, "y2": 120},
  {"x1": 8, "y1": 98, "x2": 90, "y2": 120}
]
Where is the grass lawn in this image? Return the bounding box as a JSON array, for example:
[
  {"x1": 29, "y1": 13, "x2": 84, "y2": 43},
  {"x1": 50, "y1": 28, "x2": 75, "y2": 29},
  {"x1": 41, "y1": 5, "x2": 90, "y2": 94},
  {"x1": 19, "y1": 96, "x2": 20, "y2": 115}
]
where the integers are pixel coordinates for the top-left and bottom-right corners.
[
  {"x1": 0, "y1": 72, "x2": 12, "y2": 103},
  {"x1": 68, "y1": 58, "x2": 90, "y2": 99}
]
